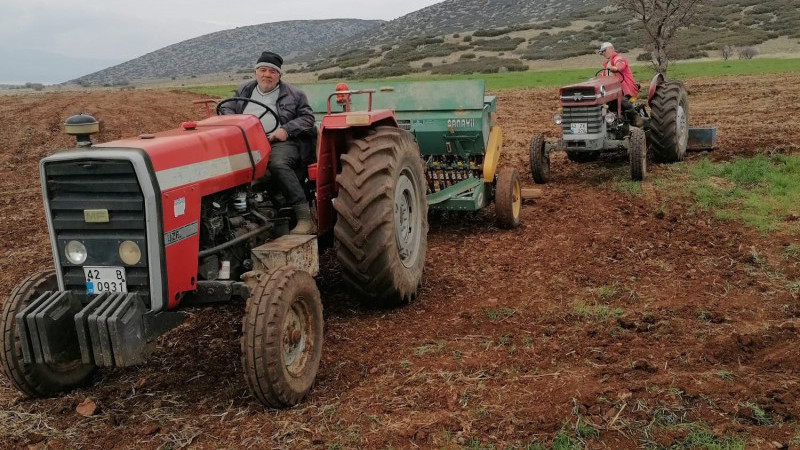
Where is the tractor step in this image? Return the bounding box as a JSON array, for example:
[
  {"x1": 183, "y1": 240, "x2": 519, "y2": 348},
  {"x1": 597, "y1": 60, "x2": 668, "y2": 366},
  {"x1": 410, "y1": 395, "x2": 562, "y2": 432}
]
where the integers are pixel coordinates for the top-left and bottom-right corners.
[
  {"x1": 251, "y1": 234, "x2": 319, "y2": 276},
  {"x1": 16, "y1": 291, "x2": 185, "y2": 367}
]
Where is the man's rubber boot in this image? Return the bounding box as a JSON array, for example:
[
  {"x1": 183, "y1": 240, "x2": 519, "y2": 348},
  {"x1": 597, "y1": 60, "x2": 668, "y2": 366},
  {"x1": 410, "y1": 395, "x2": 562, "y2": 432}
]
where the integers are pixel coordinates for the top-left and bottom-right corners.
[{"x1": 290, "y1": 203, "x2": 316, "y2": 235}]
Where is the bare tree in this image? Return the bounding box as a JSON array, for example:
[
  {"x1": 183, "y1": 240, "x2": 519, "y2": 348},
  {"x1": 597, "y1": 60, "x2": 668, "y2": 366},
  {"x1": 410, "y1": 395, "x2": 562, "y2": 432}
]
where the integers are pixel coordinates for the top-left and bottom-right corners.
[
  {"x1": 611, "y1": 0, "x2": 707, "y2": 75},
  {"x1": 738, "y1": 46, "x2": 758, "y2": 60},
  {"x1": 721, "y1": 45, "x2": 734, "y2": 61}
]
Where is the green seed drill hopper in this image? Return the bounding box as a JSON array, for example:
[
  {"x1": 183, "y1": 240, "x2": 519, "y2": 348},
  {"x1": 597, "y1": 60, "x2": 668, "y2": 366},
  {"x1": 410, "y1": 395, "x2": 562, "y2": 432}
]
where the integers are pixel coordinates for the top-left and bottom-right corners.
[{"x1": 302, "y1": 79, "x2": 521, "y2": 228}]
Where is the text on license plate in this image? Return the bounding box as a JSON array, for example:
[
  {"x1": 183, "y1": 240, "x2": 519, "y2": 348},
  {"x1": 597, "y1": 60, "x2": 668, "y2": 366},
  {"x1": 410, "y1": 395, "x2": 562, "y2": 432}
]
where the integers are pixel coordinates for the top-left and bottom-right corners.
[
  {"x1": 84, "y1": 266, "x2": 127, "y2": 294},
  {"x1": 570, "y1": 123, "x2": 588, "y2": 134}
]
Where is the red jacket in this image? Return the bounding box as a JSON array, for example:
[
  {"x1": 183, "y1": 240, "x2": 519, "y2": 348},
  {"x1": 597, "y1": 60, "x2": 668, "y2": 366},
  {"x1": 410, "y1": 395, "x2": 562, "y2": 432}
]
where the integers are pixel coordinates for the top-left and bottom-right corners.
[{"x1": 604, "y1": 52, "x2": 638, "y2": 98}]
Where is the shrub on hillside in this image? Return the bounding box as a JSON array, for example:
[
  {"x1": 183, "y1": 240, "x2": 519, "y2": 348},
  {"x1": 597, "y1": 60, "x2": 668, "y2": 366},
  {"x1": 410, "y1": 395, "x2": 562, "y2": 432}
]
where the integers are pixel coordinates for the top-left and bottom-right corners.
[
  {"x1": 738, "y1": 46, "x2": 758, "y2": 59},
  {"x1": 318, "y1": 69, "x2": 355, "y2": 80},
  {"x1": 471, "y1": 36, "x2": 526, "y2": 52},
  {"x1": 337, "y1": 57, "x2": 371, "y2": 68},
  {"x1": 430, "y1": 57, "x2": 526, "y2": 75},
  {"x1": 354, "y1": 64, "x2": 417, "y2": 79},
  {"x1": 473, "y1": 27, "x2": 509, "y2": 37}
]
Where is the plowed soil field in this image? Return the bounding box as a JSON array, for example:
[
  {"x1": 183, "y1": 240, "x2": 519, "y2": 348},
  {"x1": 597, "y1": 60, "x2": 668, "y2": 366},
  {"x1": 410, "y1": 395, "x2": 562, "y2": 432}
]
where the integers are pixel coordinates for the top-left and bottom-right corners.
[{"x1": 1, "y1": 73, "x2": 800, "y2": 449}]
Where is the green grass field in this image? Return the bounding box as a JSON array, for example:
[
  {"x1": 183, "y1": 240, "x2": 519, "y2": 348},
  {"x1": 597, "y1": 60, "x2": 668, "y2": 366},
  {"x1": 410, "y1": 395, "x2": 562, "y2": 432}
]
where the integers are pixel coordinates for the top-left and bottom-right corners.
[
  {"x1": 633, "y1": 154, "x2": 800, "y2": 235},
  {"x1": 185, "y1": 57, "x2": 800, "y2": 97}
]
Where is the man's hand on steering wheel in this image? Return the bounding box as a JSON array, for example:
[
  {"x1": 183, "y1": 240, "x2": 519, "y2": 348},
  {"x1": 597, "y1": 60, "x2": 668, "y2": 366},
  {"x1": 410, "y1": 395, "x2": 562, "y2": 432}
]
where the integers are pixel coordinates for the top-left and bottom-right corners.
[
  {"x1": 215, "y1": 97, "x2": 280, "y2": 134},
  {"x1": 268, "y1": 127, "x2": 288, "y2": 143}
]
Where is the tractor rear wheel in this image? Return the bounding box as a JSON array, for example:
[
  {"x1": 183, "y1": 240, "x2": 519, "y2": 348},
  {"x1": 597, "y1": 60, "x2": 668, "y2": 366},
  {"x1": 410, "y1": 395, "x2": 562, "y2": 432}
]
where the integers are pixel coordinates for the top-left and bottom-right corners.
[
  {"x1": 529, "y1": 133, "x2": 550, "y2": 184},
  {"x1": 566, "y1": 151, "x2": 600, "y2": 163},
  {"x1": 648, "y1": 81, "x2": 689, "y2": 163},
  {"x1": 241, "y1": 267, "x2": 323, "y2": 408},
  {"x1": 495, "y1": 167, "x2": 522, "y2": 228},
  {"x1": 629, "y1": 127, "x2": 647, "y2": 181},
  {"x1": 334, "y1": 126, "x2": 428, "y2": 307},
  {"x1": 1, "y1": 271, "x2": 95, "y2": 397}
]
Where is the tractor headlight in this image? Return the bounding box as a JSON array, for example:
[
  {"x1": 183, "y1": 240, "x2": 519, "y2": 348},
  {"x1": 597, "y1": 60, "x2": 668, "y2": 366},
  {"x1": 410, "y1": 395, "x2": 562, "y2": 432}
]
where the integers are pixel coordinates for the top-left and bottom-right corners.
[
  {"x1": 65, "y1": 240, "x2": 87, "y2": 265},
  {"x1": 119, "y1": 240, "x2": 142, "y2": 265},
  {"x1": 605, "y1": 113, "x2": 616, "y2": 124},
  {"x1": 554, "y1": 114, "x2": 563, "y2": 125}
]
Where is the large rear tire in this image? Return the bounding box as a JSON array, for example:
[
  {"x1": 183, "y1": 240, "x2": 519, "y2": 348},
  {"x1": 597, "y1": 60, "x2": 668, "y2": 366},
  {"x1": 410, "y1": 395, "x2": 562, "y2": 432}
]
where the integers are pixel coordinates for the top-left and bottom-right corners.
[
  {"x1": 334, "y1": 126, "x2": 428, "y2": 307},
  {"x1": 241, "y1": 267, "x2": 323, "y2": 408},
  {"x1": 648, "y1": 81, "x2": 689, "y2": 163},
  {"x1": 1, "y1": 271, "x2": 96, "y2": 397},
  {"x1": 529, "y1": 133, "x2": 550, "y2": 184},
  {"x1": 495, "y1": 167, "x2": 522, "y2": 229},
  {"x1": 629, "y1": 128, "x2": 647, "y2": 181}
]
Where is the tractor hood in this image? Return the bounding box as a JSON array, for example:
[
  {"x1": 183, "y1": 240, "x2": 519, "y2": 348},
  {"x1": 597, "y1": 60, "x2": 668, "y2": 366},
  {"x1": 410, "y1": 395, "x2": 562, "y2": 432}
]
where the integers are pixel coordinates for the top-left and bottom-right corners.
[
  {"x1": 558, "y1": 75, "x2": 622, "y2": 107},
  {"x1": 93, "y1": 114, "x2": 271, "y2": 194}
]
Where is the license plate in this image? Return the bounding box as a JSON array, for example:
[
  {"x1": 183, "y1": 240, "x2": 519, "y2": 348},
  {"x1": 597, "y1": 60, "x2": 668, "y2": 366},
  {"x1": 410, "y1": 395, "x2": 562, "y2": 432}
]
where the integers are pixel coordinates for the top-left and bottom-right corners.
[
  {"x1": 84, "y1": 266, "x2": 127, "y2": 294},
  {"x1": 571, "y1": 123, "x2": 588, "y2": 134}
]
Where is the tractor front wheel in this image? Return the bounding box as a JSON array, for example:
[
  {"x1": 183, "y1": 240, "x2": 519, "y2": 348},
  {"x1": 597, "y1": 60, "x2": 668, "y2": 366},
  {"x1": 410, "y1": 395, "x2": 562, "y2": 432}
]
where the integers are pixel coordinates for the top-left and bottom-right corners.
[
  {"x1": 648, "y1": 81, "x2": 689, "y2": 163},
  {"x1": 1, "y1": 271, "x2": 96, "y2": 397},
  {"x1": 495, "y1": 167, "x2": 522, "y2": 229},
  {"x1": 334, "y1": 126, "x2": 428, "y2": 307},
  {"x1": 529, "y1": 133, "x2": 550, "y2": 184},
  {"x1": 241, "y1": 267, "x2": 323, "y2": 408},
  {"x1": 629, "y1": 127, "x2": 647, "y2": 181}
]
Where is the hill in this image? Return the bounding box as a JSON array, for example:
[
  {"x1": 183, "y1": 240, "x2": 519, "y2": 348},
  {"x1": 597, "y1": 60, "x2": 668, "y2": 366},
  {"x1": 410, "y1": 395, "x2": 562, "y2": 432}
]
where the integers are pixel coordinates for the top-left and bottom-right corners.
[
  {"x1": 71, "y1": 19, "x2": 382, "y2": 86},
  {"x1": 298, "y1": 0, "x2": 603, "y2": 62},
  {"x1": 71, "y1": 0, "x2": 800, "y2": 86}
]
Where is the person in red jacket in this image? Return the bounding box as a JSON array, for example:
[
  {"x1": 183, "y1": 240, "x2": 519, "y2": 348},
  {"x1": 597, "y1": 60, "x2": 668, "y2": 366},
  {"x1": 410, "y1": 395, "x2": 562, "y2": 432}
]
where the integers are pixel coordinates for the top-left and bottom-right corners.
[{"x1": 598, "y1": 42, "x2": 644, "y2": 128}]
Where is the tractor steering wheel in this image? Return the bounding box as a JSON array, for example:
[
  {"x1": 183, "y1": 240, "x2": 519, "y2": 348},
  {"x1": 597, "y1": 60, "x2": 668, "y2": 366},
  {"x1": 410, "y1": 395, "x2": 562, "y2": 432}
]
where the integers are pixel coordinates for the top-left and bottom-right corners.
[
  {"x1": 595, "y1": 68, "x2": 611, "y2": 77},
  {"x1": 216, "y1": 97, "x2": 280, "y2": 134}
]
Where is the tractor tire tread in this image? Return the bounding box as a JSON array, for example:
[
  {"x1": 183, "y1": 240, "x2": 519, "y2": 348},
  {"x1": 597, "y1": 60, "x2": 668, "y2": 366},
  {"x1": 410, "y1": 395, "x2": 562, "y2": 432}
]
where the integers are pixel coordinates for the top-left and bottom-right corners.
[
  {"x1": 241, "y1": 268, "x2": 323, "y2": 408},
  {"x1": 334, "y1": 126, "x2": 428, "y2": 307},
  {"x1": 648, "y1": 81, "x2": 688, "y2": 163}
]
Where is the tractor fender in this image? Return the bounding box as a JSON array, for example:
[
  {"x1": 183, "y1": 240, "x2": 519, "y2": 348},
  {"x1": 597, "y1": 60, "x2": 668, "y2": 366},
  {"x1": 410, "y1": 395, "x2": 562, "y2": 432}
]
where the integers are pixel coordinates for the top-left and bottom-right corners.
[
  {"x1": 482, "y1": 126, "x2": 503, "y2": 182},
  {"x1": 647, "y1": 73, "x2": 666, "y2": 102}
]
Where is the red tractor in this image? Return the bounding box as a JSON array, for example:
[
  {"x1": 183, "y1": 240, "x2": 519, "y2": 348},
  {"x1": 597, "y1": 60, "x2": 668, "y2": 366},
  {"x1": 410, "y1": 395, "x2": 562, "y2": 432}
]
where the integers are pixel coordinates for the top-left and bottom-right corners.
[
  {"x1": 529, "y1": 72, "x2": 690, "y2": 182},
  {"x1": 0, "y1": 90, "x2": 428, "y2": 408}
]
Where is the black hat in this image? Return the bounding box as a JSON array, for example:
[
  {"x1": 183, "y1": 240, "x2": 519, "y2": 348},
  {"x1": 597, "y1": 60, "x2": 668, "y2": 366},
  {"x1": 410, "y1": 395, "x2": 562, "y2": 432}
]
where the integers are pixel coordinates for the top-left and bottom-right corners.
[{"x1": 255, "y1": 51, "x2": 283, "y2": 72}]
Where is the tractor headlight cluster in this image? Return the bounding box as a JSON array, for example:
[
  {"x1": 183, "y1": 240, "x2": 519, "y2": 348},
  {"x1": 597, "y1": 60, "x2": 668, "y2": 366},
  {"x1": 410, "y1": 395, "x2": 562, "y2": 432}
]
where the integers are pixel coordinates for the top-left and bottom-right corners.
[
  {"x1": 553, "y1": 114, "x2": 563, "y2": 125},
  {"x1": 605, "y1": 113, "x2": 616, "y2": 124},
  {"x1": 119, "y1": 240, "x2": 142, "y2": 265},
  {"x1": 65, "y1": 240, "x2": 87, "y2": 265}
]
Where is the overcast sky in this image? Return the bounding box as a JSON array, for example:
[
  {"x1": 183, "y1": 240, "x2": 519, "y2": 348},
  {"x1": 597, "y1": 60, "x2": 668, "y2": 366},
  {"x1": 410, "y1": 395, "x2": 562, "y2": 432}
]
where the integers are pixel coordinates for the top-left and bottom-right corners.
[{"x1": 0, "y1": 0, "x2": 444, "y2": 84}]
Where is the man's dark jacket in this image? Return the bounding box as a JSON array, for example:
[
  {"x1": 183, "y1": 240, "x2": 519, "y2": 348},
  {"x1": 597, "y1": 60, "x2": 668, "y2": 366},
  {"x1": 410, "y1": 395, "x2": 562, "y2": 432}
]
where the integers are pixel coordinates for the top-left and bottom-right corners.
[{"x1": 220, "y1": 80, "x2": 317, "y2": 164}]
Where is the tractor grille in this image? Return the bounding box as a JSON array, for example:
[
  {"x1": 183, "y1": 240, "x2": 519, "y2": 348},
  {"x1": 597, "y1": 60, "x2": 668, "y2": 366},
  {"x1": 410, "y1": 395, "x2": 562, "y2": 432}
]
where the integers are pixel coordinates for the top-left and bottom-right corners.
[
  {"x1": 562, "y1": 106, "x2": 603, "y2": 134},
  {"x1": 44, "y1": 160, "x2": 149, "y2": 298}
]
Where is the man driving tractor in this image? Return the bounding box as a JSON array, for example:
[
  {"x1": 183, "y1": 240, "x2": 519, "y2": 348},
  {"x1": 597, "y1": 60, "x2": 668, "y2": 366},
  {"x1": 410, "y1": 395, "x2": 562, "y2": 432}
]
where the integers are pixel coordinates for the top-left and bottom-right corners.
[
  {"x1": 598, "y1": 42, "x2": 645, "y2": 128},
  {"x1": 220, "y1": 51, "x2": 317, "y2": 234}
]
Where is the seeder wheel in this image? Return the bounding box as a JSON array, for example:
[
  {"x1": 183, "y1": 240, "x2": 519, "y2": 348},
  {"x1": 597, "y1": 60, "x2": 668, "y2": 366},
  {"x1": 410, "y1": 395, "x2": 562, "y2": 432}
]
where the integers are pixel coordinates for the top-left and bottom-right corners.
[{"x1": 495, "y1": 167, "x2": 521, "y2": 228}]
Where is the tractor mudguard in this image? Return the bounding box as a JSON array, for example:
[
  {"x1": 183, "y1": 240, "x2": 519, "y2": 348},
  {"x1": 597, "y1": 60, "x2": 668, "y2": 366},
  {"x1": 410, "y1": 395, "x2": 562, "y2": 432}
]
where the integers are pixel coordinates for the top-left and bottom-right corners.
[{"x1": 647, "y1": 73, "x2": 666, "y2": 102}]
